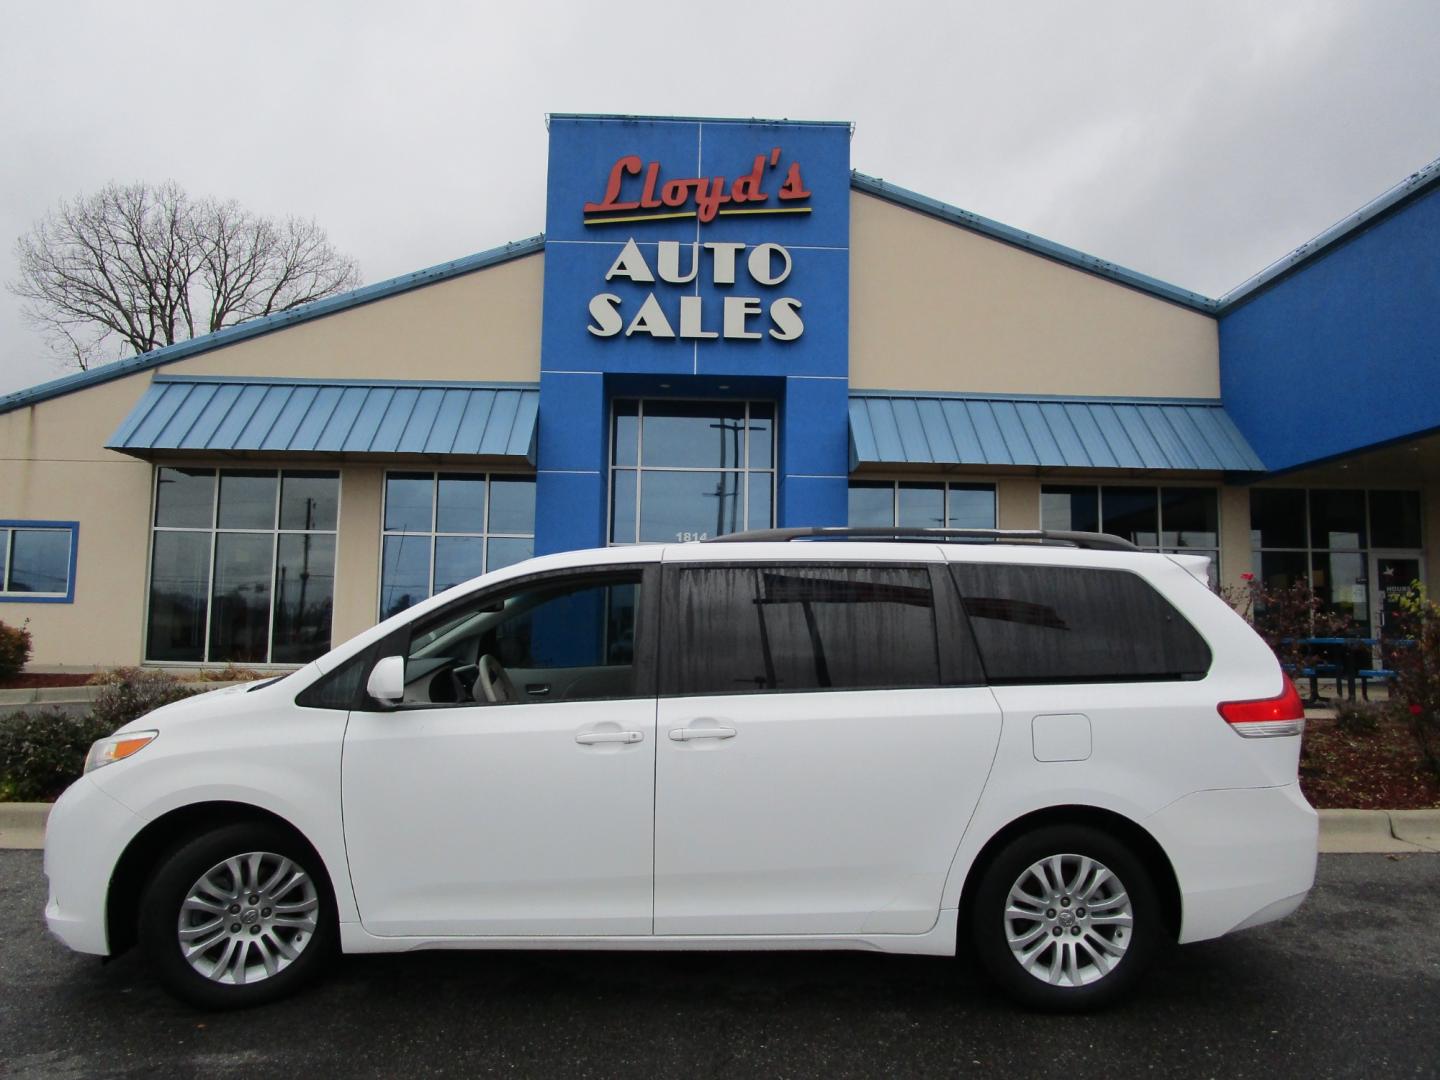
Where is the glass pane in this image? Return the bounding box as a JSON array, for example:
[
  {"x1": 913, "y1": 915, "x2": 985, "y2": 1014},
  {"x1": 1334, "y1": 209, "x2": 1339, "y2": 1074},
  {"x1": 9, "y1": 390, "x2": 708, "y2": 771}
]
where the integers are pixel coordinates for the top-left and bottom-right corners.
[
  {"x1": 209, "y1": 533, "x2": 273, "y2": 663},
  {"x1": 217, "y1": 471, "x2": 277, "y2": 530},
  {"x1": 1313, "y1": 550, "x2": 1369, "y2": 635},
  {"x1": 7, "y1": 530, "x2": 70, "y2": 593},
  {"x1": 1258, "y1": 550, "x2": 1310, "y2": 591},
  {"x1": 146, "y1": 531, "x2": 211, "y2": 661},
  {"x1": 897, "y1": 483, "x2": 945, "y2": 528},
  {"x1": 611, "y1": 471, "x2": 638, "y2": 544},
  {"x1": 280, "y1": 472, "x2": 338, "y2": 531},
  {"x1": 747, "y1": 472, "x2": 773, "y2": 530},
  {"x1": 155, "y1": 467, "x2": 215, "y2": 529},
  {"x1": 948, "y1": 485, "x2": 996, "y2": 529},
  {"x1": 748, "y1": 403, "x2": 774, "y2": 469},
  {"x1": 612, "y1": 400, "x2": 639, "y2": 467},
  {"x1": 1310, "y1": 489, "x2": 1366, "y2": 549},
  {"x1": 434, "y1": 535, "x2": 485, "y2": 592},
  {"x1": 641, "y1": 401, "x2": 747, "y2": 469},
  {"x1": 639, "y1": 471, "x2": 741, "y2": 542},
  {"x1": 380, "y1": 533, "x2": 431, "y2": 619},
  {"x1": 272, "y1": 534, "x2": 335, "y2": 663},
  {"x1": 848, "y1": 483, "x2": 893, "y2": 527},
  {"x1": 486, "y1": 536, "x2": 533, "y2": 572},
  {"x1": 1370, "y1": 490, "x2": 1422, "y2": 549},
  {"x1": 385, "y1": 473, "x2": 433, "y2": 533},
  {"x1": 1161, "y1": 488, "x2": 1218, "y2": 549},
  {"x1": 1041, "y1": 486, "x2": 1098, "y2": 533},
  {"x1": 436, "y1": 476, "x2": 487, "y2": 534},
  {"x1": 1101, "y1": 487, "x2": 1158, "y2": 547},
  {"x1": 488, "y1": 476, "x2": 536, "y2": 535},
  {"x1": 1250, "y1": 489, "x2": 1306, "y2": 549}
]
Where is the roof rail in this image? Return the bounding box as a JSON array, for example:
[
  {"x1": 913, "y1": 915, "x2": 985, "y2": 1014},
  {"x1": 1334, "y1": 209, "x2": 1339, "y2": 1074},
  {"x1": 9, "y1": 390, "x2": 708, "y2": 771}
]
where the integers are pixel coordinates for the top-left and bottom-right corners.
[{"x1": 703, "y1": 527, "x2": 1140, "y2": 551}]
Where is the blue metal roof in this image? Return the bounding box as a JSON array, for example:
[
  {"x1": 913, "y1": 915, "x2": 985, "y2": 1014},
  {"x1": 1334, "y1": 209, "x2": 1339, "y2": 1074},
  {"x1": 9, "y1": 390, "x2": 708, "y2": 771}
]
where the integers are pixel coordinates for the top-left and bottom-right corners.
[
  {"x1": 849, "y1": 392, "x2": 1264, "y2": 473},
  {"x1": 107, "y1": 377, "x2": 539, "y2": 462},
  {"x1": 0, "y1": 236, "x2": 544, "y2": 417}
]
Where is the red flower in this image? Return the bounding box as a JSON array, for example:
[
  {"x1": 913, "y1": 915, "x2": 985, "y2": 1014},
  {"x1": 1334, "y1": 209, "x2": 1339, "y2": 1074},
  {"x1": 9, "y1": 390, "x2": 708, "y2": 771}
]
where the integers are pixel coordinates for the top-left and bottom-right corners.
[
  {"x1": 1241, "y1": 573, "x2": 1255, "y2": 581},
  {"x1": 1409, "y1": 704, "x2": 1423, "y2": 715}
]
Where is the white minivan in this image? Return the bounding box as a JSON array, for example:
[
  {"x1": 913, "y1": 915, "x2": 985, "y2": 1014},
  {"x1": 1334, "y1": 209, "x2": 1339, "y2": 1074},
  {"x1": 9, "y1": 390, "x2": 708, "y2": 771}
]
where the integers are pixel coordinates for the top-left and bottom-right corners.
[{"x1": 44, "y1": 529, "x2": 1318, "y2": 1010}]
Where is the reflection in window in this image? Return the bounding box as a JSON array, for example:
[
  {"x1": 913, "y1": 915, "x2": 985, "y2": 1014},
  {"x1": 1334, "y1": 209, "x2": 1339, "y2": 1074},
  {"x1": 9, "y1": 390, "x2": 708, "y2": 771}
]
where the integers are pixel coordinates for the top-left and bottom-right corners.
[
  {"x1": 380, "y1": 473, "x2": 536, "y2": 619},
  {"x1": 1042, "y1": 484, "x2": 1219, "y2": 584},
  {"x1": 0, "y1": 524, "x2": 76, "y2": 599},
  {"x1": 848, "y1": 481, "x2": 997, "y2": 529},
  {"x1": 610, "y1": 400, "x2": 774, "y2": 543},
  {"x1": 145, "y1": 467, "x2": 337, "y2": 664}
]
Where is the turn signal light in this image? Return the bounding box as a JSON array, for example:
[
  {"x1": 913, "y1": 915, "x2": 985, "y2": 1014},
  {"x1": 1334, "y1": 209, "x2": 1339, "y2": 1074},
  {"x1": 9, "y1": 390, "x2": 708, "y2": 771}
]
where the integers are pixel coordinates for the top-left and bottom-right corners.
[
  {"x1": 1217, "y1": 681, "x2": 1306, "y2": 738},
  {"x1": 84, "y1": 730, "x2": 159, "y2": 773}
]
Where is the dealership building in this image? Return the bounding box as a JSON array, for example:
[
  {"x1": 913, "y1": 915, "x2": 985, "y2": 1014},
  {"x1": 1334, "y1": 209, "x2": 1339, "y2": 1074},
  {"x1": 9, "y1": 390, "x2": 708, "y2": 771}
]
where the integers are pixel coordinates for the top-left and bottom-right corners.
[{"x1": 2, "y1": 114, "x2": 1438, "y2": 669}]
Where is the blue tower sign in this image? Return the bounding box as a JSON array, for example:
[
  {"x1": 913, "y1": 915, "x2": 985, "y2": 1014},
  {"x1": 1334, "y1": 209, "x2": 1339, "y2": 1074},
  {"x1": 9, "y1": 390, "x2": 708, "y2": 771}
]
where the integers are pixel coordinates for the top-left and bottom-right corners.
[{"x1": 536, "y1": 115, "x2": 852, "y2": 554}]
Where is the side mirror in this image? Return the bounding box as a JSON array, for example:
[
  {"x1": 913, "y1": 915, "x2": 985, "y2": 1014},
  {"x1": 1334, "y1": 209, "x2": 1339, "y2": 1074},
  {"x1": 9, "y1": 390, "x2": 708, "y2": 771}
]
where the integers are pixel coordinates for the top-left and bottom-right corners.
[{"x1": 366, "y1": 655, "x2": 406, "y2": 707}]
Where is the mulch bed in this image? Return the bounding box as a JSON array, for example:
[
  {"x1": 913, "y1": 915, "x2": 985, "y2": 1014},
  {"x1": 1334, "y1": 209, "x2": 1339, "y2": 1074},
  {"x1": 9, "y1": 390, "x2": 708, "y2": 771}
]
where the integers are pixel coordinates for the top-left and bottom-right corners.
[
  {"x1": 1301, "y1": 714, "x2": 1440, "y2": 809},
  {"x1": 0, "y1": 673, "x2": 94, "y2": 690}
]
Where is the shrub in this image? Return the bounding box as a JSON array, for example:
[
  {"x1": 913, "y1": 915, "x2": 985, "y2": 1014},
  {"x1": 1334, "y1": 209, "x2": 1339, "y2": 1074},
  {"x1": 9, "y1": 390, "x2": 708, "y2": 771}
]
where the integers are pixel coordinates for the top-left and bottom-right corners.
[
  {"x1": 0, "y1": 620, "x2": 33, "y2": 680},
  {"x1": 1332, "y1": 699, "x2": 1384, "y2": 736},
  {"x1": 1220, "y1": 576, "x2": 1354, "y2": 676},
  {"x1": 0, "y1": 709, "x2": 116, "y2": 801},
  {"x1": 87, "y1": 667, "x2": 199, "y2": 731},
  {"x1": 1387, "y1": 585, "x2": 1440, "y2": 782},
  {"x1": 194, "y1": 664, "x2": 265, "y2": 682}
]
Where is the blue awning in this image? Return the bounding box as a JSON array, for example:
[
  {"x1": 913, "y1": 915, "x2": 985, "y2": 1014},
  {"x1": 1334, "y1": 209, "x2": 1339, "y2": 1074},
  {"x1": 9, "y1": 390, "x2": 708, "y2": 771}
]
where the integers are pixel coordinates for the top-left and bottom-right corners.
[
  {"x1": 107, "y1": 377, "x2": 539, "y2": 462},
  {"x1": 849, "y1": 393, "x2": 1265, "y2": 472}
]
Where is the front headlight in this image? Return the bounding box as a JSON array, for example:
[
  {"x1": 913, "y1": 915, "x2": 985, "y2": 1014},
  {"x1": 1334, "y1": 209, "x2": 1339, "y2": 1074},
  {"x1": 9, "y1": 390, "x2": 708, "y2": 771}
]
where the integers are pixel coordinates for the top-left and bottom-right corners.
[{"x1": 84, "y1": 730, "x2": 158, "y2": 773}]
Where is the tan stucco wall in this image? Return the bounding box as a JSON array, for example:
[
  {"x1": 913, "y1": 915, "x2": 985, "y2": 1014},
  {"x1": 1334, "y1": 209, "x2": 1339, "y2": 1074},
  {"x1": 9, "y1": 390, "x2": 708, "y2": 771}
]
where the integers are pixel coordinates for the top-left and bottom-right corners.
[
  {"x1": 849, "y1": 192, "x2": 1220, "y2": 397},
  {"x1": 173, "y1": 252, "x2": 542, "y2": 382}
]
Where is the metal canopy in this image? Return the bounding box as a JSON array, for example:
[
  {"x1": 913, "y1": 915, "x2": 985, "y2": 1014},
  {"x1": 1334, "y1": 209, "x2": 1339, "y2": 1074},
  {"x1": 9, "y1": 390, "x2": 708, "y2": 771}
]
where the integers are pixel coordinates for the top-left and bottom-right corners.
[
  {"x1": 107, "y1": 377, "x2": 539, "y2": 462},
  {"x1": 848, "y1": 392, "x2": 1265, "y2": 473}
]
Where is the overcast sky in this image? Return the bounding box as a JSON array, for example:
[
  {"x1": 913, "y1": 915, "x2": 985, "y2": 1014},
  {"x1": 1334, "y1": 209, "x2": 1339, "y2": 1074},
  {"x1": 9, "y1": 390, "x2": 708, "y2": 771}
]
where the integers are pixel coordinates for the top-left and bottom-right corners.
[{"x1": 2, "y1": 0, "x2": 1438, "y2": 395}]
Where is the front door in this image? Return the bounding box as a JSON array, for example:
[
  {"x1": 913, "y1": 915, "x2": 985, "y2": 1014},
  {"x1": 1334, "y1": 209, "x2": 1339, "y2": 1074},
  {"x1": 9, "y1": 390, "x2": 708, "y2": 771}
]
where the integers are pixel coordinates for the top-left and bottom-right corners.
[
  {"x1": 342, "y1": 568, "x2": 657, "y2": 937},
  {"x1": 1372, "y1": 552, "x2": 1424, "y2": 640},
  {"x1": 652, "y1": 561, "x2": 1003, "y2": 937}
]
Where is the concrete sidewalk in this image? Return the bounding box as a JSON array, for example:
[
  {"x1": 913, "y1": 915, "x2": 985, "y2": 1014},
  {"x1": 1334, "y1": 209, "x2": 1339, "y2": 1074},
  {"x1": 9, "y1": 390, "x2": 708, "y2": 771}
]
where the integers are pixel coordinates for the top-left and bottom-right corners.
[{"x1": 2, "y1": 802, "x2": 1437, "y2": 853}]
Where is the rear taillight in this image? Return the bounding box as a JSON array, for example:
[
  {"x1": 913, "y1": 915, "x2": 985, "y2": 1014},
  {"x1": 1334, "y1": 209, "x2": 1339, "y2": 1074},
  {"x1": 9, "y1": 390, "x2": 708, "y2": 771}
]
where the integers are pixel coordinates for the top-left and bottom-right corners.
[{"x1": 1218, "y1": 680, "x2": 1306, "y2": 738}]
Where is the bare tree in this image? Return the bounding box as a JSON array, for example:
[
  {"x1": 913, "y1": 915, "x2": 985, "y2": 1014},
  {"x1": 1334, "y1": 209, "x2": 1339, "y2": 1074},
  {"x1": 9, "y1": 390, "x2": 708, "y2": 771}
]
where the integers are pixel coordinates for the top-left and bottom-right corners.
[{"x1": 10, "y1": 181, "x2": 362, "y2": 370}]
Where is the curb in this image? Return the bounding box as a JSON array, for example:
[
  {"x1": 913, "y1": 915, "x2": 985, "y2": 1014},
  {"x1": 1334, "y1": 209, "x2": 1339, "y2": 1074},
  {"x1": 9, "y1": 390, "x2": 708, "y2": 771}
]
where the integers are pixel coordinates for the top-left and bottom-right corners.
[{"x1": 2, "y1": 803, "x2": 1437, "y2": 852}]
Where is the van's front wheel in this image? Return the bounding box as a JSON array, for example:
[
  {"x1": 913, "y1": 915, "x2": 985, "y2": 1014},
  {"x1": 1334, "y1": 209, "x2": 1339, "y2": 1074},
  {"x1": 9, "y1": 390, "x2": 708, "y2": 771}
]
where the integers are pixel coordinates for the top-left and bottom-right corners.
[
  {"x1": 971, "y1": 825, "x2": 1161, "y2": 1010},
  {"x1": 139, "y1": 823, "x2": 336, "y2": 1009}
]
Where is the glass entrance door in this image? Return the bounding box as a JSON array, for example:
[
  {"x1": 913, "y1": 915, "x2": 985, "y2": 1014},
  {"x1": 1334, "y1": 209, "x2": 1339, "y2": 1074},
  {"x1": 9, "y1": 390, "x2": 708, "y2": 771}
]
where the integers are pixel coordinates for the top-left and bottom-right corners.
[{"x1": 1371, "y1": 552, "x2": 1424, "y2": 640}]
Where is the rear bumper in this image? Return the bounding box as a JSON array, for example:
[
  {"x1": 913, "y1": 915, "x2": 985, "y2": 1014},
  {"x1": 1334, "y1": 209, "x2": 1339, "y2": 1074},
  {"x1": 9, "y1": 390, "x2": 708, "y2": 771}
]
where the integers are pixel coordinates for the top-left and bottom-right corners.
[
  {"x1": 43, "y1": 776, "x2": 144, "y2": 956},
  {"x1": 1145, "y1": 782, "x2": 1318, "y2": 944}
]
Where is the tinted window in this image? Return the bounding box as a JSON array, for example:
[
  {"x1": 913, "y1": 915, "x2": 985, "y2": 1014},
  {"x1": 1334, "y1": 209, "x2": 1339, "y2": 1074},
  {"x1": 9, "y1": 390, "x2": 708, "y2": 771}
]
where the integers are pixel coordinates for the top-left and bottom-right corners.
[
  {"x1": 664, "y1": 566, "x2": 940, "y2": 696},
  {"x1": 951, "y1": 563, "x2": 1211, "y2": 683}
]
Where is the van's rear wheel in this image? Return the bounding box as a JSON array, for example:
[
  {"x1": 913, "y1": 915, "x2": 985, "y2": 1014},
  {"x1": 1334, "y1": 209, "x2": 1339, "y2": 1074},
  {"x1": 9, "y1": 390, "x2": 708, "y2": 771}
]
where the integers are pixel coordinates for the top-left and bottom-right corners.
[
  {"x1": 971, "y1": 825, "x2": 1160, "y2": 1010},
  {"x1": 139, "y1": 823, "x2": 336, "y2": 1009}
]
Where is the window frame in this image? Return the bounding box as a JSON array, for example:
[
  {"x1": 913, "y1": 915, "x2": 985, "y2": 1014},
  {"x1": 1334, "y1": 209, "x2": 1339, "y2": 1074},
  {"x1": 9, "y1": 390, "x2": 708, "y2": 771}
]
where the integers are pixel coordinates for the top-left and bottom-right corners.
[
  {"x1": 143, "y1": 467, "x2": 340, "y2": 665},
  {"x1": 847, "y1": 480, "x2": 998, "y2": 530},
  {"x1": 378, "y1": 470, "x2": 537, "y2": 620},
  {"x1": 608, "y1": 398, "x2": 777, "y2": 545},
  {"x1": 0, "y1": 520, "x2": 79, "y2": 603},
  {"x1": 360, "y1": 563, "x2": 661, "y2": 711}
]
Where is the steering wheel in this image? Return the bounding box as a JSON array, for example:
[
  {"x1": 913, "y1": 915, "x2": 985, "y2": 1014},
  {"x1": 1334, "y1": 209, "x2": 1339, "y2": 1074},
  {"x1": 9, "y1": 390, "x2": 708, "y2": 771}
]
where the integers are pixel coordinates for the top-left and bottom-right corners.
[{"x1": 477, "y1": 654, "x2": 518, "y2": 704}]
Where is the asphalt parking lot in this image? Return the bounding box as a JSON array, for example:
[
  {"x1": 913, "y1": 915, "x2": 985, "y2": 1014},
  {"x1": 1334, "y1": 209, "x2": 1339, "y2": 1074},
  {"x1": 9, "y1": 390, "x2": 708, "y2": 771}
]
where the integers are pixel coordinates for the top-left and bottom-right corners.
[{"x1": 1, "y1": 851, "x2": 1436, "y2": 1079}]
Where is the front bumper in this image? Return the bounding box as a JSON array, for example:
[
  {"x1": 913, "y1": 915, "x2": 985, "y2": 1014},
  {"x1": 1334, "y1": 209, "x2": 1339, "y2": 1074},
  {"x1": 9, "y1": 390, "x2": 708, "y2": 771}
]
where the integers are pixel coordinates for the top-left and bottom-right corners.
[
  {"x1": 43, "y1": 776, "x2": 145, "y2": 955},
  {"x1": 1145, "y1": 781, "x2": 1318, "y2": 944}
]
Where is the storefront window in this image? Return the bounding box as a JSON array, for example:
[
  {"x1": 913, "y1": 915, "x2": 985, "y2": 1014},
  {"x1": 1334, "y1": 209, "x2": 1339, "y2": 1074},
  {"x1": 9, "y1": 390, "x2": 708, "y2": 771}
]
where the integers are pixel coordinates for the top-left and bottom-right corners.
[
  {"x1": 1041, "y1": 484, "x2": 1220, "y2": 582},
  {"x1": 610, "y1": 400, "x2": 775, "y2": 543},
  {"x1": 0, "y1": 523, "x2": 77, "y2": 600},
  {"x1": 380, "y1": 473, "x2": 536, "y2": 618},
  {"x1": 1249, "y1": 488, "x2": 1423, "y2": 635},
  {"x1": 848, "y1": 481, "x2": 996, "y2": 529},
  {"x1": 146, "y1": 468, "x2": 338, "y2": 664}
]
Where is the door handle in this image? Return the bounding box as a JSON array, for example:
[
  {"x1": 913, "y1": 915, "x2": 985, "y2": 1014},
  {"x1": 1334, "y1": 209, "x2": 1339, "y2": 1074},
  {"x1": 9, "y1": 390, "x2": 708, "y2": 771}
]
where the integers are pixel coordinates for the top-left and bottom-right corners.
[
  {"x1": 575, "y1": 730, "x2": 643, "y2": 745},
  {"x1": 525, "y1": 683, "x2": 551, "y2": 696},
  {"x1": 668, "y1": 726, "x2": 737, "y2": 742}
]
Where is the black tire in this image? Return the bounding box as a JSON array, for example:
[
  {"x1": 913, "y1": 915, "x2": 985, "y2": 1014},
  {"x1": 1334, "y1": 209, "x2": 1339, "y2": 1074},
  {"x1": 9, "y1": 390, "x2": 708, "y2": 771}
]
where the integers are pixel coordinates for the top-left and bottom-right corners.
[
  {"x1": 138, "y1": 822, "x2": 337, "y2": 1009},
  {"x1": 970, "y1": 824, "x2": 1163, "y2": 1011}
]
